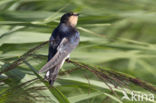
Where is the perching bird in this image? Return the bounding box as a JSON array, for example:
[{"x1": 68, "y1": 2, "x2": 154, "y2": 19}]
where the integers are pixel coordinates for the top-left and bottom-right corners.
[{"x1": 39, "y1": 12, "x2": 80, "y2": 86}]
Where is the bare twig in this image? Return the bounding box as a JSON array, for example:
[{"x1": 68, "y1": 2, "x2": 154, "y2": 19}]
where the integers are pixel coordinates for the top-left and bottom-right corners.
[
  {"x1": 0, "y1": 41, "x2": 49, "y2": 74},
  {"x1": 67, "y1": 60, "x2": 156, "y2": 93},
  {"x1": 59, "y1": 67, "x2": 80, "y2": 76}
]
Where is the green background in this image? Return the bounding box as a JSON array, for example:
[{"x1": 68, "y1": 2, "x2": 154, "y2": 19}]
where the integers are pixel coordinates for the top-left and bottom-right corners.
[{"x1": 0, "y1": 0, "x2": 156, "y2": 103}]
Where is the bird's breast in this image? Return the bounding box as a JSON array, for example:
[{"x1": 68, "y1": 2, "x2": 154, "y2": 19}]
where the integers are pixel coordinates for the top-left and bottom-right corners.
[{"x1": 69, "y1": 33, "x2": 79, "y2": 45}]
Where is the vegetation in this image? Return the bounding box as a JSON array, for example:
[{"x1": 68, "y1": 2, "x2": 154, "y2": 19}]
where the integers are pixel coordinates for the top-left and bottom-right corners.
[{"x1": 0, "y1": 0, "x2": 156, "y2": 103}]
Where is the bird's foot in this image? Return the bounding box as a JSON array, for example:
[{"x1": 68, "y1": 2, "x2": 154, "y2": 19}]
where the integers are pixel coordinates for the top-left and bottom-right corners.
[{"x1": 65, "y1": 58, "x2": 71, "y2": 63}]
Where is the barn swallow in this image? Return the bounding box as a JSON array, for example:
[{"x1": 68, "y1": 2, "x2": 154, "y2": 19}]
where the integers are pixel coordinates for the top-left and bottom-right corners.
[{"x1": 39, "y1": 12, "x2": 80, "y2": 86}]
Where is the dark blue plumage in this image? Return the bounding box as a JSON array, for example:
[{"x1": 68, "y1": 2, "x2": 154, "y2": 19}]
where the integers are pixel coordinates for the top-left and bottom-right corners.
[
  {"x1": 39, "y1": 12, "x2": 80, "y2": 85},
  {"x1": 48, "y1": 24, "x2": 79, "y2": 61}
]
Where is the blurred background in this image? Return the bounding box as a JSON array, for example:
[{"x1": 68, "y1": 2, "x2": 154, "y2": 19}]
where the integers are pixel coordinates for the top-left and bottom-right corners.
[{"x1": 0, "y1": 0, "x2": 156, "y2": 103}]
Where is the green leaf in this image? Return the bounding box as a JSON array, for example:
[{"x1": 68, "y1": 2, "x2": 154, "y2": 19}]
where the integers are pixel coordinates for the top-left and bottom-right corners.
[
  {"x1": 24, "y1": 61, "x2": 70, "y2": 103},
  {"x1": 69, "y1": 92, "x2": 104, "y2": 103}
]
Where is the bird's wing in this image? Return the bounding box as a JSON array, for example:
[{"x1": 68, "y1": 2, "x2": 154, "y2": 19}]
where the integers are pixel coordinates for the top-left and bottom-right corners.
[
  {"x1": 48, "y1": 29, "x2": 59, "y2": 61},
  {"x1": 39, "y1": 37, "x2": 75, "y2": 73}
]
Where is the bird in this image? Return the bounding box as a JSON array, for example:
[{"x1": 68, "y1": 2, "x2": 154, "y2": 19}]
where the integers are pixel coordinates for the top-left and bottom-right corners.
[{"x1": 39, "y1": 12, "x2": 80, "y2": 86}]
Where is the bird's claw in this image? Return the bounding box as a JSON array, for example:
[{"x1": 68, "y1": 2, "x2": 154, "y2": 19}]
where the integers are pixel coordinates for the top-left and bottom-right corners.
[{"x1": 66, "y1": 58, "x2": 70, "y2": 63}]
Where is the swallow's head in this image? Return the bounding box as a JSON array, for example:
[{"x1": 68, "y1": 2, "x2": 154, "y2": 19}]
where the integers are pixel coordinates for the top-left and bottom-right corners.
[{"x1": 60, "y1": 12, "x2": 79, "y2": 27}]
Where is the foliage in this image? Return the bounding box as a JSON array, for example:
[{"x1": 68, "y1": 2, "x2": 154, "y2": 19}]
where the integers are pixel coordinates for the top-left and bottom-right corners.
[{"x1": 0, "y1": 0, "x2": 156, "y2": 103}]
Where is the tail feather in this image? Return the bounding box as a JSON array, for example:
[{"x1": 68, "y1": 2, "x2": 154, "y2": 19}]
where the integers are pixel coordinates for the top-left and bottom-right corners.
[{"x1": 45, "y1": 64, "x2": 61, "y2": 86}]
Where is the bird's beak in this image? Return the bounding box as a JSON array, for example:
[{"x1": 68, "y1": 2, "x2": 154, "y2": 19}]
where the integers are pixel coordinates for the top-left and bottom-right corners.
[{"x1": 73, "y1": 13, "x2": 80, "y2": 16}]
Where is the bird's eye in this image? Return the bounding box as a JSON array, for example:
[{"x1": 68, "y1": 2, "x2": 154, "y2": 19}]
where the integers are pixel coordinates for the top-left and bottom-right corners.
[{"x1": 71, "y1": 12, "x2": 73, "y2": 15}]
